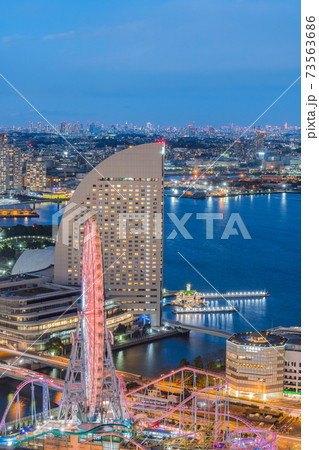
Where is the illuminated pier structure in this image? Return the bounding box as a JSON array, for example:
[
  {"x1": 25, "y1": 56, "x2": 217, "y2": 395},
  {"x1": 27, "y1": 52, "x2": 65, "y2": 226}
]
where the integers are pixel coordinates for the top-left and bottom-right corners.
[
  {"x1": 172, "y1": 306, "x2": 239, "y2": 314},
  {"x1": 202, "y1": 290, "x2": 270, "y2": 299}
]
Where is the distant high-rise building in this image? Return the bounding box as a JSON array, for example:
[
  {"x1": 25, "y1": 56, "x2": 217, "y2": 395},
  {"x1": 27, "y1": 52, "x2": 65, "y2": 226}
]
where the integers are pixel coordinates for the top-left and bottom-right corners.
[
  {"x1": 187, "y1": 125, "x2": 195, "y2": 137},
  {"x1": 206, "y1": 126, "x2": 215, "y2": 136},
  {"x1": 25, "y1": 158, "x2": 47, "y2": 192},
  {"x1": 66, "y1": 123, "x2": 72, "y2": 135},
  {"x1": 37, "y1": 121, "x2": 42, "y2": 133},
  {"x1": 0, "y1": 134, "x2": 22, "y2": 192},
  {"x1": 29, "y1": 121, "x2": 34, "y2": 133},
  {"x1": 54, "y1": 143, "x2": 164, "y2": 326},
  {"x1": 255, "y1": 130, "x2": 265, "y2": 151},
  {"x1": 73, "y1": 122, "x2": 80, "y2": 135},
  {"x1": 60, "y1": 121, "x2": 66, "y2": 134},
  {"x1": 146, "y1": 122, "x2": 154, "y2": 132},
  {"x1": 284, "y1": 122, "x2": 288, "y2": 130}
]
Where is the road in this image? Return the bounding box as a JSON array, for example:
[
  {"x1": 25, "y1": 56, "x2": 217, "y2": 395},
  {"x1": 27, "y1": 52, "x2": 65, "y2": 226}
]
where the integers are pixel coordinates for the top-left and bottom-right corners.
[{"x1": 277, "y1": 434, "x2": 301, "y2": 450}]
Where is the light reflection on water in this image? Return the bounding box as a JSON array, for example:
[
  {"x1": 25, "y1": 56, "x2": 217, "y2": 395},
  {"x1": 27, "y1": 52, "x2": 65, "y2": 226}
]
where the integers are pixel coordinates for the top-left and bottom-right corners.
[{"x1": 3, "y1": 383, "x2": 61, "y2": 422}]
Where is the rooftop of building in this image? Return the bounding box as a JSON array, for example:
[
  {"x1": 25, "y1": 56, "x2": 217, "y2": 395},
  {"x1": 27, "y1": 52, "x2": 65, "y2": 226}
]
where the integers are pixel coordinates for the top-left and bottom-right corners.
[
  {"x1": 0, "y1": 273, "x2": 80, "y2": 301},
  {"x1": 0, "y1": 273, "x2": 38, "y2": 283},
  {"x1": 268, "y1": 326, "x2": 301, "y2": 347},
  {"x1": 228, "y1": 330, "x2": 287, "y2": 347},
  {"x1": 12, "y1": 246, "x2": 55, "y2": 275}
]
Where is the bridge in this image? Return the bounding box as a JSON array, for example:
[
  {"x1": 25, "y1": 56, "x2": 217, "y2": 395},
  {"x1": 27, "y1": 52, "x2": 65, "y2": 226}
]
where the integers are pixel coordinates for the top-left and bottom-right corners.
[
  {"x1": 0, "y1": 346, "x2": 68, "y2": 369},
  {"x1": 164, "y1": 319, "x2": 233, "y2": 338},
  {"x1": 0, "y1": 361, "x2": 145, "y2": 388},
  {"x1": 0, "y1": 363, "x2": 63, "y2": 390},
  {"x1": 0, "y1": 235, "x2": 55, "y2": 244}
]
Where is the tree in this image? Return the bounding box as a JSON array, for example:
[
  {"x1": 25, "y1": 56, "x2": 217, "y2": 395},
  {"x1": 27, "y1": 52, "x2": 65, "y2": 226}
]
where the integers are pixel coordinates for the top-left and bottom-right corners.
[
  {"x1": 114, "y1": 324, "x2": 127, "y2": 335},
  {"x1": 45, "y1": 337, "x2": 64, "y2": 355},
  {"x1": 132, "y1": 329, "x2": 141, "y2": 339},
  {"x1": 0, "y1": 246, "x2": 15, "y2": 258},
  {"x1": 179, "y1": 357, "x2": 190, "y2": 368},
  {"x1": 126, "y1": 381, "x2": 140, "y2": 391},
  {"x1": 192, "y1": 355, "x2": 204, "y2": 369},
  {"x1": 206, "y1": 359, "x2": 217, "y2": 372},
  {"x1": 142, "y1": 323, "x2": 151, "y2": 336}
]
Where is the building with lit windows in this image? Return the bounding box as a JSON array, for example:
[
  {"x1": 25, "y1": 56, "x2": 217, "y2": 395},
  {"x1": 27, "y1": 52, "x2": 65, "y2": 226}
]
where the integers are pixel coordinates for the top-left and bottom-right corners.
[
  {"x1": 0, "y1": 133, "x2": 23, "y2": 192},
  {"x1": 25, "y1": 158, "x2": 47, "y2": 192},
  {"x1": 54, "y1": 143, "x2": 164, "y2": 326},
  {"x1": 255, "y1": 130, "x2": 265, "y2": 151},
  {"x1": 271, "y1": 327, "x2": 301, "y2": 399},
  {"x1": 226, "y1": 331, "x2": 286, "y2": 400},
  {"x1": 0, "y1": 273, "x2": 134, "y2": 351}
]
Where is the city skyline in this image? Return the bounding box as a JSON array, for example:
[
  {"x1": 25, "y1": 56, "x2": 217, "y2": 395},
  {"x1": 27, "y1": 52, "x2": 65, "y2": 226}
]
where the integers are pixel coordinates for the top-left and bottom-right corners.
[
  {"x1": 1, "y1": 120, "x2": 301, "y2": 132},
  {"x1": 1, "y1": 0, "x2": 300, "y2": 127}
]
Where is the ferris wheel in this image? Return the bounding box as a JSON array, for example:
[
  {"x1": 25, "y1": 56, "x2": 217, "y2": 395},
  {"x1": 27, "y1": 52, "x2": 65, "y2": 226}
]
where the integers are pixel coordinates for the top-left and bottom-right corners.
[{"x1": 81, "y1": 216, "x2": 105, "y2": 420}]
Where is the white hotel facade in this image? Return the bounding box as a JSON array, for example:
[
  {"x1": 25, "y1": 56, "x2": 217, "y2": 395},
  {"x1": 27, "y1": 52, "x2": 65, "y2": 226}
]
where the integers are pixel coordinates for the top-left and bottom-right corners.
[{"x1": 54, "y1": 143, "x2": 164, "y2": 326}]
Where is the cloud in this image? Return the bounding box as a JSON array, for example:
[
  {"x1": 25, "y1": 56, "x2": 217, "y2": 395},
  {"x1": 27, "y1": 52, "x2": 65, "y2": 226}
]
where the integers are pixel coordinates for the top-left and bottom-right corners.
[
  {"x1": 1, "y1": 34, "x2": 30, "y2": 43},
  {"x1": 43, "y1": 30, "x2": 75, "y2": 40}
]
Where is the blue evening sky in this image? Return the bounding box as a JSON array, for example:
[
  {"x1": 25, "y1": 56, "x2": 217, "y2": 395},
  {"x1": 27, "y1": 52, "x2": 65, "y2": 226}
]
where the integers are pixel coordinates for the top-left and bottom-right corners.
[{"x1": 0, "y1": 0, "x2": 300, "y2": 127}]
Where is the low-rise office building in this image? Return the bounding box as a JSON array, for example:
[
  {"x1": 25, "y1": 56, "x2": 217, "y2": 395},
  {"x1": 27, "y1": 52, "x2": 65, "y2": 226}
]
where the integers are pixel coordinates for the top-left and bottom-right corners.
[
  {"x1": 0, "y1": 274, "x2": 133, "y2": 351},
  {"x1": 226, "y1": 327, "x2": 301, "y2": 401},
  {"x1": 226, "y1": 331, "x2": 287, "y2": 400},
  {"x1": 272, "y1": 327, "x2": 301, "y2": 399}
]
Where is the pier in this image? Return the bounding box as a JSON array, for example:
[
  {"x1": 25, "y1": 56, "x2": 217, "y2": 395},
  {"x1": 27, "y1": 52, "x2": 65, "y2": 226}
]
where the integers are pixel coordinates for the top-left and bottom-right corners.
[
  {"x1": 202, "y1": 290, "x2": 270, "y2": 299},
  {"x1": 172, "y1": 306, "x2": 238, "y2": 314}
]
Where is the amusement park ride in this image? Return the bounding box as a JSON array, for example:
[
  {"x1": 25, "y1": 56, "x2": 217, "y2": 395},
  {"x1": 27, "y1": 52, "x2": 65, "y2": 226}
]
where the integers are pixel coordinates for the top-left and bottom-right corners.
[{"x1": 0, "y1": 217, "x2": 278, "y2": 449}]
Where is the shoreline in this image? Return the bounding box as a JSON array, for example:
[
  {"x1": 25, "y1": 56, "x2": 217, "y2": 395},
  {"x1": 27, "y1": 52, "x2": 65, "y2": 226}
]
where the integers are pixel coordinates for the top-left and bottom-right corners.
[{"x1": 165, "y1": 190, "x2": 300, "y2": 199}]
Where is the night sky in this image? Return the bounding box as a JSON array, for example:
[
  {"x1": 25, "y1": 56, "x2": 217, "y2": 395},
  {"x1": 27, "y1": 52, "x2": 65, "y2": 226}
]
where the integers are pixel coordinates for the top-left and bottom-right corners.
[{"x1": 0, "y1": 0, "x2": 301, "y2": 127}]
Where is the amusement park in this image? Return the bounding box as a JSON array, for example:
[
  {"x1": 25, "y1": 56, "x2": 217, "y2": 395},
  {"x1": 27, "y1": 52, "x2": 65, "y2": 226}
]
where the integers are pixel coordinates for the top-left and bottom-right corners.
[{"x1": 0, "y1": 217, "x2": 279, "y2": 450}]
